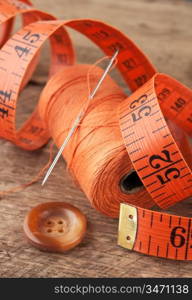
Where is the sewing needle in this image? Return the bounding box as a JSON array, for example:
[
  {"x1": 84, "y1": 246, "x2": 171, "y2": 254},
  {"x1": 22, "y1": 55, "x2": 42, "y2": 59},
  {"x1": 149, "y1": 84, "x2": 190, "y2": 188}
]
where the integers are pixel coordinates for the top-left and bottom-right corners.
[{"x1": 42, "y1": 49, "x2": 119, "y2": 186}]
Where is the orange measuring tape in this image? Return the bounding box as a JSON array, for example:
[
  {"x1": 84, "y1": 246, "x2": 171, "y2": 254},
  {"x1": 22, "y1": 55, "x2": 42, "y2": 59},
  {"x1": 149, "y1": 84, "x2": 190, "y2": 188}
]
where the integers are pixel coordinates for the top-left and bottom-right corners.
[
  {"x1": 118, "y1": 74, "x2": 192, "y2": 260},
  {"x1": 0, "y1": 0, "x2": 31, "y2": 47},
  {"x1": 0, "y1": 0, "x2": 192, "y2": 260}
]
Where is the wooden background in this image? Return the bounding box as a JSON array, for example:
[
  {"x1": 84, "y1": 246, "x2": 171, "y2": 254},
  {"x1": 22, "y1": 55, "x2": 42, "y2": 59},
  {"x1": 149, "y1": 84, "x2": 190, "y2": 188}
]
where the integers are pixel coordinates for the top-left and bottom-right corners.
[{"x1": 0, "y1": 0, "x2": 192, "y2": 278}]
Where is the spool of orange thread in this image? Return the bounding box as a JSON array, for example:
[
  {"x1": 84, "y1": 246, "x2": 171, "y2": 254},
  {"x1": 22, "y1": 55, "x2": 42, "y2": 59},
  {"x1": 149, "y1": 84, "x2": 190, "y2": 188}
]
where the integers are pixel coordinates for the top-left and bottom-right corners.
[{"x1": 38, "y1": 64, "x2": 192, "y2": 218}]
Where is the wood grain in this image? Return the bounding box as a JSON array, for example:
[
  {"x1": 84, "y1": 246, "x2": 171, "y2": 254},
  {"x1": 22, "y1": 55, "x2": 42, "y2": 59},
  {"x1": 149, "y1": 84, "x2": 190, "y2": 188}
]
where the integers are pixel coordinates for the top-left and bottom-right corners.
[{"x1": 0, "y1": 0, "x2": 192, "y2": 278}]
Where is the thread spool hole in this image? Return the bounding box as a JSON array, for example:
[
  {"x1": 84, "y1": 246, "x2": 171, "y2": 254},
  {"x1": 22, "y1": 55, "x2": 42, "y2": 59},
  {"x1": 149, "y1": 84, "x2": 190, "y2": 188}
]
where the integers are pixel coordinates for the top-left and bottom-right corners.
[
  {"x1": 120, "y1": 170, "x2": 143, "y2": 194},
  {"x1": 126, "y1": 236, "x2": 131, "y2": 240},
  {"x1": 129, "y1": 214, "x2": 133, "y2": 220}
]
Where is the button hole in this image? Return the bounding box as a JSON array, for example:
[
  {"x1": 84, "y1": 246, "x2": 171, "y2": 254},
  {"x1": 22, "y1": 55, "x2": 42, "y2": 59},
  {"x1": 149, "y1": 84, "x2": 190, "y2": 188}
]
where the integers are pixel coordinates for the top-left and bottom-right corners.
[
  {"x1": 58, "y1": 220, "x2": 63, "y2": 224},
  {"x1": 47, "y1": 229, "x2": 52, "y2": 233}
]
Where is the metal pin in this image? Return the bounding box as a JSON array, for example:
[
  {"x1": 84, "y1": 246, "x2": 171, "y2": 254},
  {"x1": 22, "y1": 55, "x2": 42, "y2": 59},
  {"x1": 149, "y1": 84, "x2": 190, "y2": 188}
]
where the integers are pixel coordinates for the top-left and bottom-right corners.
[{"x1": 42, "y1": 49, "x2": 119, "y2": 186}]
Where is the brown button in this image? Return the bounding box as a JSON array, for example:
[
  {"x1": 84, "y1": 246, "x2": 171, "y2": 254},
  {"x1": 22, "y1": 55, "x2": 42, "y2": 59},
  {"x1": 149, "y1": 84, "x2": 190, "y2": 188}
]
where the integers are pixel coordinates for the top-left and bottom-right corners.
[{"x1": 23, "y1": 202, "x2": 87, "y2": 252}]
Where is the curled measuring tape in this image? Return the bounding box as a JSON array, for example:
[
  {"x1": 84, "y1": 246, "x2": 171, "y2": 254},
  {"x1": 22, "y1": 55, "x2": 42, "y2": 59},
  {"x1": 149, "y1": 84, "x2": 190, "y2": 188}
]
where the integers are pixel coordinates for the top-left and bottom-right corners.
[
  {"x1": 0, "y1": 0, "x2": 32, "y2": 47},
  {"x1": 0, "y1": 0, "x2": 192, "y2": 260},
  {"x1": 0, "y1": 2, "x2": 155, "y2": 150},
  {"x1": 0, "y1": 0, "x2": 75, "y2": 149},
  {"x1": 118, "y1": 73, "x2": 192, "y2": 260}
]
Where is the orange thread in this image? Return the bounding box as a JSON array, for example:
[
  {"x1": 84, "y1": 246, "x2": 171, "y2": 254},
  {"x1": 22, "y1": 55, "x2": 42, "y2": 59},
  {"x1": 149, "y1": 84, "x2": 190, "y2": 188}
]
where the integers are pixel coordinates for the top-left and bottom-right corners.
[
  {"x1": 0, "y1": 141, "x2": 54, "y2": 197},
  {"x1": 0, "y1": 56, "x2": 117, "y2": 198},
  {"x1": 38, "y1": 64, "x2": 192, "y2": 217}
]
